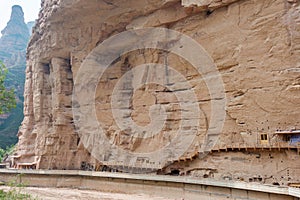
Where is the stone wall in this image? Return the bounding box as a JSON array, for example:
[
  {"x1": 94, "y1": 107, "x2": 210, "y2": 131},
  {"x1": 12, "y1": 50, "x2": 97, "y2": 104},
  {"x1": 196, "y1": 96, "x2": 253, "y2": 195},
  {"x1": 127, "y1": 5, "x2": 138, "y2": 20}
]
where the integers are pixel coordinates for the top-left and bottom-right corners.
[
  {"x1": 0, "y1": 169, "x2": 299, "y2": 200},
  {"x1": 17, "y1": 0, "x2": 300, "y2": 186}
]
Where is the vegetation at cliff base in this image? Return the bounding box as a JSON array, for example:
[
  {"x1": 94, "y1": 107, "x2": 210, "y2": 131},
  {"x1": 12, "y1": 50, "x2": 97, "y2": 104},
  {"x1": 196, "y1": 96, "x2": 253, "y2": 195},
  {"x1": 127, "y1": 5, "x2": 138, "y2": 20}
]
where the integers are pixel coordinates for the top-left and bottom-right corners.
[
  {"x1": 0, "y1": 145, "x2": 15, "y2": 162},
  {"x1": 0, "y1": 61, "x2": 16, "y2": 114},
  {"x1": 0, "y1": 189, "x2": 34, "y2": 200},
  {"x1": 0, "y1": 174, "x2": 39, "y2": 200}
]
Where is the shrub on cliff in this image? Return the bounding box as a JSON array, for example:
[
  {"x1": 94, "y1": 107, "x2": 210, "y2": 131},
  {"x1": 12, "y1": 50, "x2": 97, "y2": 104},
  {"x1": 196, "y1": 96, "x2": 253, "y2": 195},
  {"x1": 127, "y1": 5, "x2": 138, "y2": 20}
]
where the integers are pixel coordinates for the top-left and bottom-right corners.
[{"x1": 0, "y1": 61, "x2": 16, "y2": 114}]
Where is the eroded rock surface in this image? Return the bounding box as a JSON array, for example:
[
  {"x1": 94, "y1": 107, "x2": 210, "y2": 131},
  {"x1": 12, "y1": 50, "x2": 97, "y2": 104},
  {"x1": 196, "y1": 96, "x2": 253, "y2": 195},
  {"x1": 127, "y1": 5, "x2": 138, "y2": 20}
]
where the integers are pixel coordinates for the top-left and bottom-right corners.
[{"x1": 16, "y1": 0, "x2": 299, "y2": 186}]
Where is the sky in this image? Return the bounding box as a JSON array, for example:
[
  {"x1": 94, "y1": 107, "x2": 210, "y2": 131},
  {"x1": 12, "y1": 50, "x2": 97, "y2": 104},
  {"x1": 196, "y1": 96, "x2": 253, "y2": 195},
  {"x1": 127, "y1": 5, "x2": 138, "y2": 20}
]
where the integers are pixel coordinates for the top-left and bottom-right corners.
[{"x1": 0, "y1": 0, "x2": 41, "y2": 34}]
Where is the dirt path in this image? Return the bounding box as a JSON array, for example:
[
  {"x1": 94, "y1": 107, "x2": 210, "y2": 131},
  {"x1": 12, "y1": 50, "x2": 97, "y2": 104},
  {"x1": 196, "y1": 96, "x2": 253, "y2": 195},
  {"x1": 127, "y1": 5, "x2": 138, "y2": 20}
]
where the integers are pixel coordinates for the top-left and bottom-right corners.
[{"x1": 0, "y1": 186, "x2": 175, "y2": 200}]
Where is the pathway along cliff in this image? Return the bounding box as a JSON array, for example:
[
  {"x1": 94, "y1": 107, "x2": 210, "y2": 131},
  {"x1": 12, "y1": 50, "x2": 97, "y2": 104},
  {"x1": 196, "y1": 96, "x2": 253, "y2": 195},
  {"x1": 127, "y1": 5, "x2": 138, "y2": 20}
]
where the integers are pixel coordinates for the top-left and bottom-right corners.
[
  {"x1": 11, "y1": 0, "x2": 300, "y2": 195},
  {"x1": 0, "y1": 169, "x2": 299, "y2": 200}
]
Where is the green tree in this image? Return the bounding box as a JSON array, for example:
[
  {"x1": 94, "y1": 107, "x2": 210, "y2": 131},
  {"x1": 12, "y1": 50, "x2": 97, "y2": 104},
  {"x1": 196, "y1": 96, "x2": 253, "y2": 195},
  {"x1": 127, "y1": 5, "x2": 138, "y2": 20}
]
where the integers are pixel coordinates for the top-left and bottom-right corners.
[
  {"x1": 0, "y1": 145, "x2": 15, "y2": 162},
  {"x1": 0, "y1": 61, "x2": 16, "y2": 114}
]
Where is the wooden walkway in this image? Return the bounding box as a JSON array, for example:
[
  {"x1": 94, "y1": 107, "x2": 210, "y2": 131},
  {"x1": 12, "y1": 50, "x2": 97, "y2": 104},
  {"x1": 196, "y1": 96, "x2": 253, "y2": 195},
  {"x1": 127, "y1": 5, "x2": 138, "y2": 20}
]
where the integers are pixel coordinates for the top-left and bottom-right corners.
[{"x1": 211, "y1": 143, "x2": 300, "y2": 154}]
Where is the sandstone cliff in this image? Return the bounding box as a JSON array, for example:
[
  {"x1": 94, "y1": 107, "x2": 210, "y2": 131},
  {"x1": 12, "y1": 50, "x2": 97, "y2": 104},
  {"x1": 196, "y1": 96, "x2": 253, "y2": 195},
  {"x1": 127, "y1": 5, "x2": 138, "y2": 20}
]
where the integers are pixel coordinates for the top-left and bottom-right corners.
[
  {"x1": 17, "y1": 0, "x2": 299, "y2": 186},
  {"x1": 0, "y1": 5, "x2": 30, "y2": 148}
]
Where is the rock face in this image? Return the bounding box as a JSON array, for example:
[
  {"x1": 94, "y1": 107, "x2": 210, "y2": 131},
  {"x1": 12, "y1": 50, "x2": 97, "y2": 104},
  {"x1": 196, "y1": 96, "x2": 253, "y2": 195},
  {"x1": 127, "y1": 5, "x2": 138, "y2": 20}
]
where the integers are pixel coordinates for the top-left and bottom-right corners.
[
  {"x1": 0, "y1": 5, "x2": 29, "y2": 66},
  {"x1": 17, "y1": 0, "x2": 299, "y2": 186},
  {"x1": 0, "y1": 5, "x2": 30, "y2": 148}
]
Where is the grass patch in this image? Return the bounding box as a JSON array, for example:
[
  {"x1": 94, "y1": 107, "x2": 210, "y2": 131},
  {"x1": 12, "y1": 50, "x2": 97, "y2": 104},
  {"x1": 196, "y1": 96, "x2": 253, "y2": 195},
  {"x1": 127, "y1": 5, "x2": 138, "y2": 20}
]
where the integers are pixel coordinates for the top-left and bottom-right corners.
[
  {"x1": 0, "y1": 188, "x2": 34, "y2": 200},
  {"x1": 0, "y1": 174, "x2": 39, "y2": 200}
]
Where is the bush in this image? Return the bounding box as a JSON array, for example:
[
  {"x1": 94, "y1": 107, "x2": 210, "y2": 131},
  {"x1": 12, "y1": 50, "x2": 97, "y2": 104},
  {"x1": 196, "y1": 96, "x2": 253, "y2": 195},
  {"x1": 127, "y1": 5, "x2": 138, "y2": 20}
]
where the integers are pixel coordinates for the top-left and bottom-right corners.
[
  {"x1": 0, "y1": 188, "x2": 34, "y2": 200},
  {"x1": 0, "y1": 145, "x2": 15, "y2": 162}
]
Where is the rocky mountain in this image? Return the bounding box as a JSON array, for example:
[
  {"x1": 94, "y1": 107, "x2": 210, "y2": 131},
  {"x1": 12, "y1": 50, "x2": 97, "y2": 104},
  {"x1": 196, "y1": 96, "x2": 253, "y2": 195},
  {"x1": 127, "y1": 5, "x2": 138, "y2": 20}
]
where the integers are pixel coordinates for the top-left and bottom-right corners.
[
  {"x1": 0, "y1": 5, "x2": 30, "y2": 148},
  {"x1": 16, "y1": 0, "x2": 300, "y2": 185},
  {"x1": 27, "y1": 21, "x2": 35, "y2": 35}
]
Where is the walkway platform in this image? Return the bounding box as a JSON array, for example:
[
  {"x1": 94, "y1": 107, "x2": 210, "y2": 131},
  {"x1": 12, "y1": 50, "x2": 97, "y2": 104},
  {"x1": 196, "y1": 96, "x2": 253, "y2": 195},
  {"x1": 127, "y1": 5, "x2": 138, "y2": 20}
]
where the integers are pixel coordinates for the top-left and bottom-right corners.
[{"x1": 0, "y1": 169, "x2": 299, "y2": 200}]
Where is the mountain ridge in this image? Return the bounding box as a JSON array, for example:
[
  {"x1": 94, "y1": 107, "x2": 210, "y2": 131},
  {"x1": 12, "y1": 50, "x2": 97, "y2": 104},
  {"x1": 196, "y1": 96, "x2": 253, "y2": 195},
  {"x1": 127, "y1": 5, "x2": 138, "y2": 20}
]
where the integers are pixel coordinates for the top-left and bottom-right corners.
[{"x1": 0, "y1": 5, "x2": 30, "y2": 148}]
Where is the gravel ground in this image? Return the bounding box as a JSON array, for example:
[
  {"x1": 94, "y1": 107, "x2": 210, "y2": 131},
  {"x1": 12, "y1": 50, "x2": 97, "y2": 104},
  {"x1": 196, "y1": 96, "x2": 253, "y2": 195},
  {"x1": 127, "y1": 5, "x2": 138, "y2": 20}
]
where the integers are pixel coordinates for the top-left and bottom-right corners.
[{"x1": 0, "y1": 186, "x2": 175, "y2": 200}]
